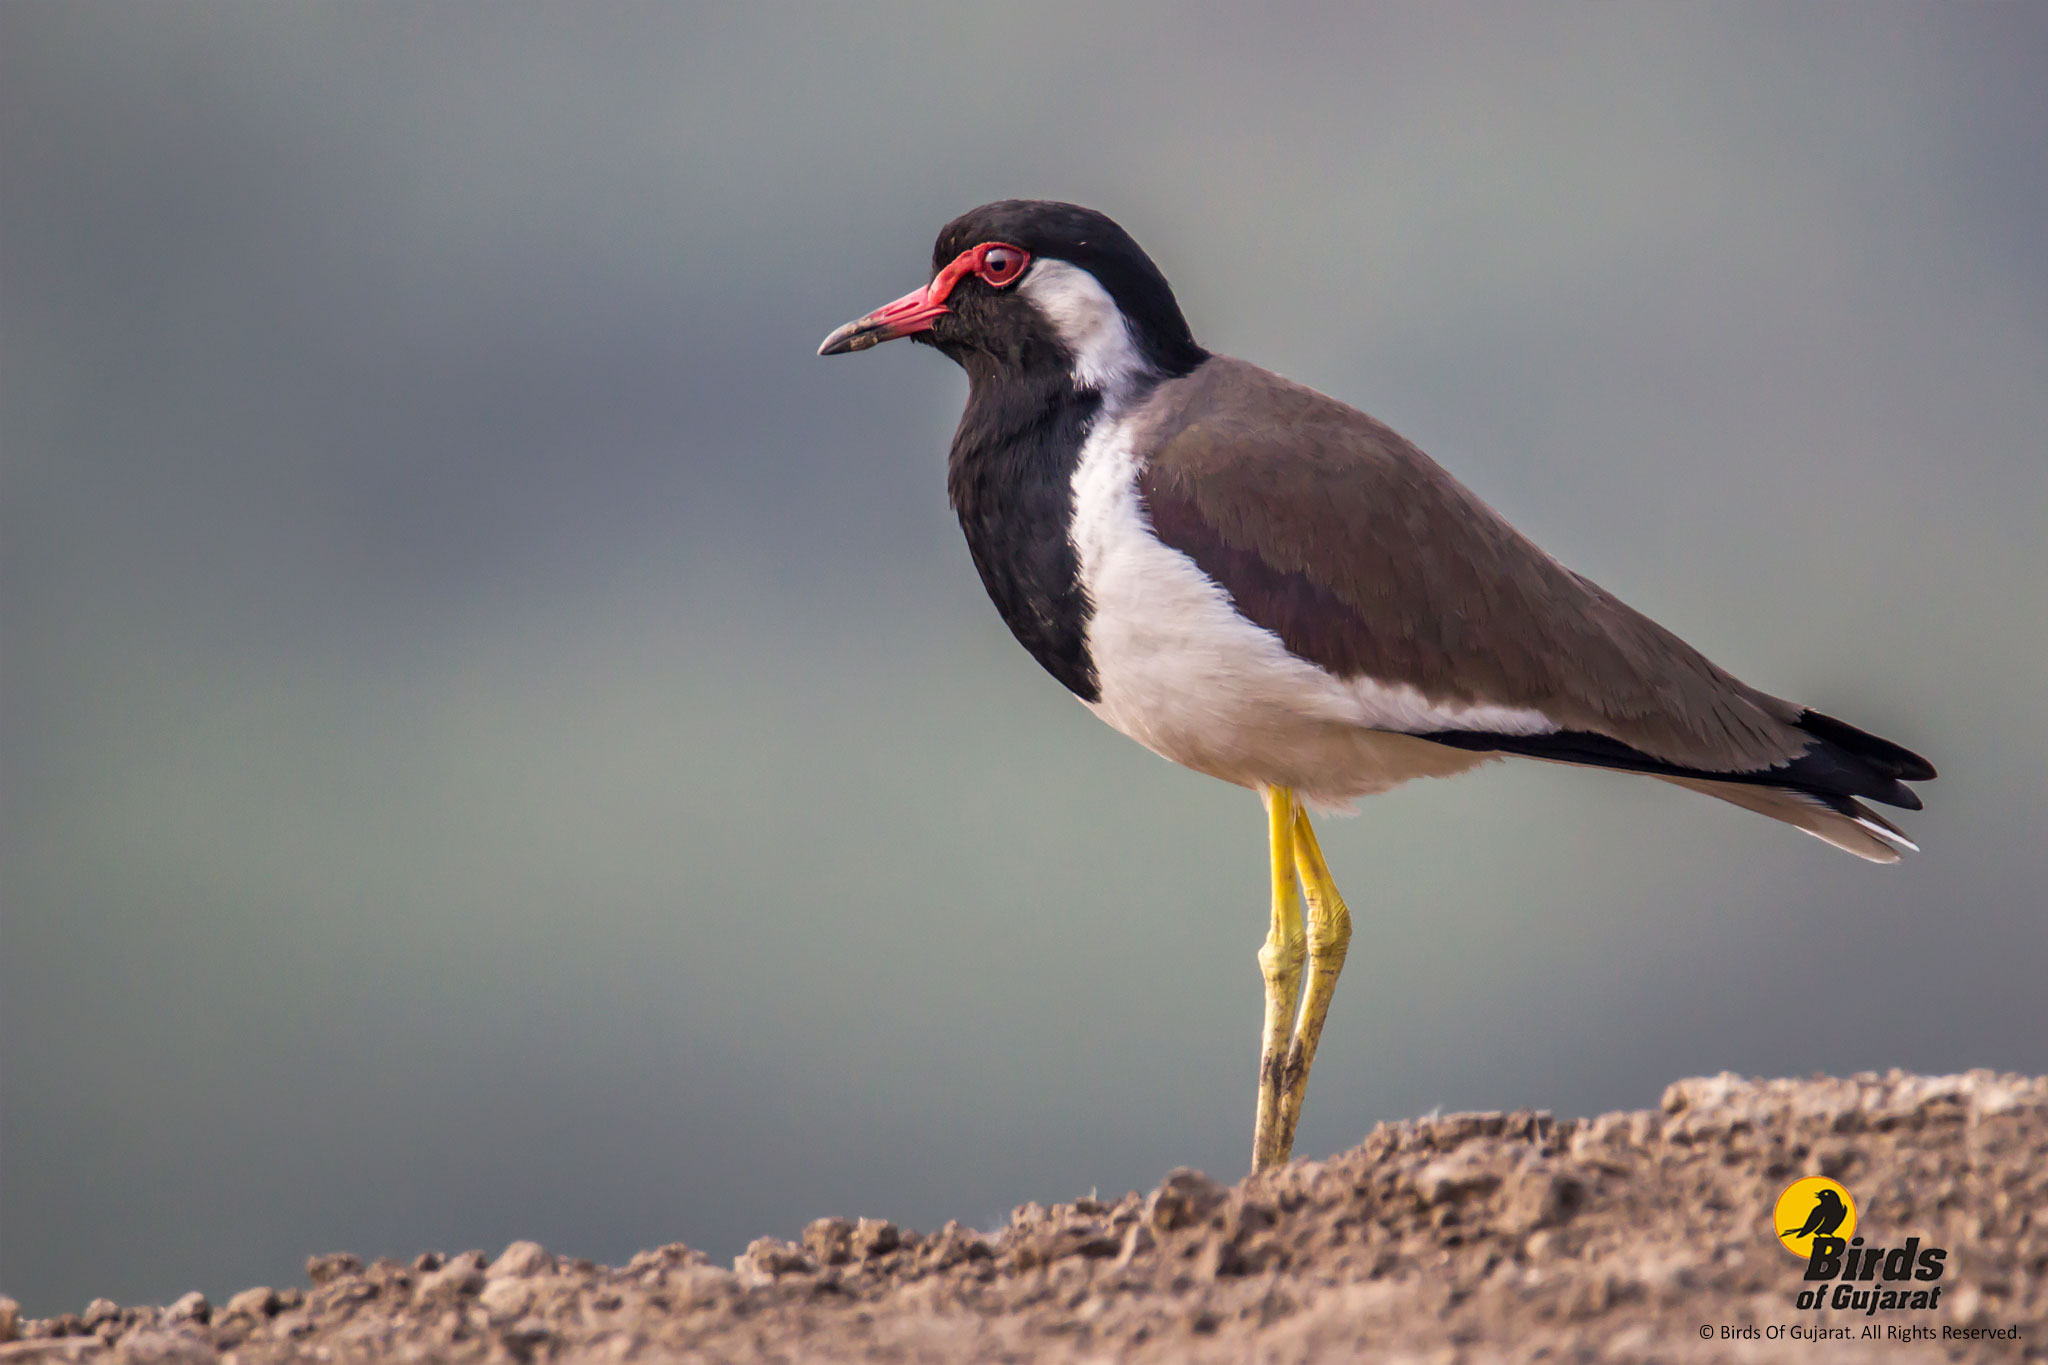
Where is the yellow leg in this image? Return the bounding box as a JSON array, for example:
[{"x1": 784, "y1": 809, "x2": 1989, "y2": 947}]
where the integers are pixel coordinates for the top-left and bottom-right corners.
[
  {"x1": 1251, "y1": 785, "x2": 1305, "y2": 1172},
  {"x1": 1274, "y1": 803, "x2": 1353, "y2": 1160}
]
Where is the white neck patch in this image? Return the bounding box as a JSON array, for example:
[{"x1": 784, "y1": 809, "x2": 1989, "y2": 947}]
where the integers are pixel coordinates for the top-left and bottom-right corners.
[{"x1": 1016, "y1": 259, "x2": 1151, "y2": 403}]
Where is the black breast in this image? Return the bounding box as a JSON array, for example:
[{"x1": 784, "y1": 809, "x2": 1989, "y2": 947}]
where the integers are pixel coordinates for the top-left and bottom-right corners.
[{"x1": 945, "y1": 375, "x2": 1102, "y2": 702}]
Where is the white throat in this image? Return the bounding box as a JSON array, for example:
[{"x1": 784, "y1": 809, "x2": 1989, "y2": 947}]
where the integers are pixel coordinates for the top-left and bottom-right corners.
[{"x1": 1016, "y1": 259, "x2": 1152, "y2": 406}]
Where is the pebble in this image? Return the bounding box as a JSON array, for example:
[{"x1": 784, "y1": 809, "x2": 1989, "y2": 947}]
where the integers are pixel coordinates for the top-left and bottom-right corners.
[
  {"x1": 478, "y1": 1277, "x2": 535, "y2": 1318},
  {"x1": 802, "y1": 1217, "x2": 855, "y2": 1266},
  {"x1": 1414, "y1": 1154, "x2": 1502, "y2": 1205},
  {"x1": 82, "y1": 1298, "x2": 120, "y2": 1328},
  {"x1": 165, "y1": 1292, "x2": 210, "y2": 1324},
  {"x1": 855, "y1": 1217, "x2": 901, "y2": 1258},
  {"x1": 920, "y1": 1221, "x2": 993, "y2": 1270},
  {"x1": 306, "y1": 1252, "x2": 361, "y2": 1284},
  {"x1": 487, "y1": 1240, "x2": 552, "y2": 1279},
  {"x1": 503, "y1": 1316, "x2": 555, "y2": 1352},
  {"x1": 1146, "y1": 1168, "x2": 1226, "y2": 1232},
  {"x1": 0, "y1": 1297, "x2": 17, "y2": 1341},
  {"x1": 225, "y1": 1286, "x2": 278, "y2": 1319},
  {"x1": 622, "y1": 1243, "x2": 706, "y2": 1280},
  {"x1": 1504, "y1": 1167, "x2": 1586, "y2": 1232},
  {"x1": 34, "y1": 1314, "x2": 83, "y2": 1339},
  {"x1": 738, "y1": 1237, "x2": 813, "y2": 1277},
  {"x1": 418, "y1": 1255, "x2": 486, "y2": 1301}
]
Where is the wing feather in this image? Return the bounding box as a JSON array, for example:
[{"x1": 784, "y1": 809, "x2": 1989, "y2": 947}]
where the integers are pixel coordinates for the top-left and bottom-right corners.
[{"x1": 1127, "y1": 357, "x2": 1807, "y2": 773}]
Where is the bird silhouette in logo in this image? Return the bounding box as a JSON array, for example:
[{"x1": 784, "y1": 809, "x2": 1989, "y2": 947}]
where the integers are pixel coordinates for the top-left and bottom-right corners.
[{"x1": 1782, "y1": 1188, "x2": 1849, "y2": 1239}]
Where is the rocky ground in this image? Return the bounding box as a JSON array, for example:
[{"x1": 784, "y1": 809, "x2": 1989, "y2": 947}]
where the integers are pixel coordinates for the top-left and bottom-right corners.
[{"x1": 4, "y1": 1071, "x2": 2042, "y2": 1363}]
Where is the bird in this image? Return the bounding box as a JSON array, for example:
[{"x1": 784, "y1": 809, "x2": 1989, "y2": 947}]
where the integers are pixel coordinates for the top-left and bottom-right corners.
[
  {"x1": 1784, "y1": 1188, "x2": 1851, "y2": 1240},
  {"x1": 817, "y1": 199, "x2": 1934, "y2": 1172}
]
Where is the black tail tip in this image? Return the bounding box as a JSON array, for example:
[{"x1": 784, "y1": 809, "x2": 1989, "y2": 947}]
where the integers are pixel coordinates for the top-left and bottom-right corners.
[{"x1": 1798, "y1": 709, "x2": 1936, "y2": 783}]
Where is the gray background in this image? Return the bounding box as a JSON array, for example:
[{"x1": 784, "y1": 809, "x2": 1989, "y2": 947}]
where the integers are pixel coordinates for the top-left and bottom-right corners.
[{"x1": 4, "y1": 2, "x2": 2044, "y2": 1317}]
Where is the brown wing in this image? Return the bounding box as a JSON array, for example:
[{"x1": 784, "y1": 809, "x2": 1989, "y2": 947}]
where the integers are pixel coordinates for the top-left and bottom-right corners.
[{"x1": 1127, "y1": 356, "x2": 1808, "y2": 774}]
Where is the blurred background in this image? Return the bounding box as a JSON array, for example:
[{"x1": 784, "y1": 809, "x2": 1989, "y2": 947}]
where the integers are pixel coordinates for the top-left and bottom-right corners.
[{"x1": 4, "y1": 1, "x2": 2044, "y2": 1316}]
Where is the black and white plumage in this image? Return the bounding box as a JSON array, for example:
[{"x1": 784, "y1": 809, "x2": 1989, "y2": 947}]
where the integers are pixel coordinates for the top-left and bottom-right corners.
[{"x1": 820, "y1": 198, "x2": 1933, "y2": 1167}]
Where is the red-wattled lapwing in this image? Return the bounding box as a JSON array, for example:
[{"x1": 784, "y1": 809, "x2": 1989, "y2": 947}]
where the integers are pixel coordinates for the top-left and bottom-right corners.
[{"x1": 818, "y1": 199, "x2": 1933, "y2": 1172}]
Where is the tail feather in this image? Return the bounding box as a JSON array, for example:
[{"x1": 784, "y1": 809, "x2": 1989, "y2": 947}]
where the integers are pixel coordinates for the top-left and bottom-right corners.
[
  {"x1": 1658, "y1": 776, "x2": 1913, "y2": 864},
  {"x1": 1797, "y1": 709, "x2": 1937, "y2": 784},
  {"x1": 1420, "y1": 705, "x2": 1933, "y2": 860}
]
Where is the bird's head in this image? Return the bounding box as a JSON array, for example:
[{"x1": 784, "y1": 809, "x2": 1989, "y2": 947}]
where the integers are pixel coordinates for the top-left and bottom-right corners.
[{"x1": 818, "y1": 199, "x2": 1207, "y2": 394}]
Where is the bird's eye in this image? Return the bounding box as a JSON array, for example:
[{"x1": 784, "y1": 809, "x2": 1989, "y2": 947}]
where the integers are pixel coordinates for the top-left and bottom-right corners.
[{"x1": 977, "y1": 244, "x2": 1027, "y2": 287}]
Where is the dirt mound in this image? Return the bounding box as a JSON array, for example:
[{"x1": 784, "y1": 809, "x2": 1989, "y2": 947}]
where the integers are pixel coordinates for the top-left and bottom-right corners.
[{"x1": 4, "y1": 1071, "x2": 2042, "y2": 1363}]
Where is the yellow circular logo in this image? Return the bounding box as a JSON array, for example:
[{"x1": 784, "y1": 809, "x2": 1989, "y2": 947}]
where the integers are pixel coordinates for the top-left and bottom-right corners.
[{"x1": 1774, "y1": 1177, "x2": 1857, "y2": 1259}]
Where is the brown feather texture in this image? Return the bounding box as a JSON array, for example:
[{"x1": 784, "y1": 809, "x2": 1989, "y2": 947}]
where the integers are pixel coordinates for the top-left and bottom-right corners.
[{"x1": 1131, "y1": 357, "x2": 1809, "y2": 773}]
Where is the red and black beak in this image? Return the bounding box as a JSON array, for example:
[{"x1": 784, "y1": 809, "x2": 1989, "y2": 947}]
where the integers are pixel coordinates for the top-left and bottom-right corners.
[
  {"x1": 818, "y1": 242, "x2": 1030, "y2": 356},
  {"x1": 817, "y1": 282, "x2": 950, "y2": 356}
]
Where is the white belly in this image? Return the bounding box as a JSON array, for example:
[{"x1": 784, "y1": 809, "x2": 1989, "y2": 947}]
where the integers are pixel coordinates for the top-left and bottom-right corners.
[{"x1": 1067, "y1": 416, "x2": 1537, "y2": 808}]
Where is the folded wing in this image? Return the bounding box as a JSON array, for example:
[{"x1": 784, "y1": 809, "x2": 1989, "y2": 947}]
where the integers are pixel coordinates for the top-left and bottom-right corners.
[{"x1": 1128, "y1": 357, "x2": 1932, "y2": 860}]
